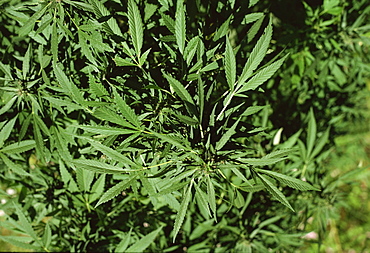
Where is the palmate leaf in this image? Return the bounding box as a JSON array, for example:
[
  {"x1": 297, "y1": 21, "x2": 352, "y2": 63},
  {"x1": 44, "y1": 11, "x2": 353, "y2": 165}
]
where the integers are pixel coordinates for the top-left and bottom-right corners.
[
  {"x1": 126, "y1": 226, "x2": 163, "y2": 252},
  {"x1": 0, "y1": 235, "x2": 41, "y2": 251},
  {"x1": 256, "y1": 169, "x2": 319, "y2": 191},
  {"x1": 93, "y1": 107, "x2": 135, "y2": 128},
  {"x1": 213, "y1": 15, "x2": 232, "y2": 41},
  {"x1": 238, "y1": 54, "x2": 288, "y2": 93},
  {"x1": 173, "y1": 179, "x2": 193, "y2": 242},
  {"x1": 95, "y1": 174, "x2": 137, "y2": 207},
  {"x1": 225, "y1": 36, "x2": 236, "y2": 90},
  {"x1": 175, "y1": 0, "x2": 186, "y2": 54},
  {"x1": 76, "y1": 167, "x2": 94, "y2": 192},
  {"x1": 257, "y1": 173, "x2": 294, "y2": 212},
  {"x1": 89, "y1": 174, "x2": 106, "y2": 203},
  {"x1": 127, "y1": 0, "x2": 144, "y2": 57},
  {"x1": 113, "y1": 89, "x2": 141, "y2": 128}
]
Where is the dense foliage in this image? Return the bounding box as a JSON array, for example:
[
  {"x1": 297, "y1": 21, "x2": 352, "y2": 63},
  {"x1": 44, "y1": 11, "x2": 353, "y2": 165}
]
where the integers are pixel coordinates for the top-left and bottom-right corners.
[{"x1": 0, "y1": 0, "x2": 369, "y2": 252}]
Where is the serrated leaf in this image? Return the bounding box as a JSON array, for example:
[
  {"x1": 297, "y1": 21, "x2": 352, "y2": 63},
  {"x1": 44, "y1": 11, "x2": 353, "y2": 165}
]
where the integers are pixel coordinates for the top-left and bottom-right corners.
[
  {"x1": 95, "y1": 175, "x2": 137, "y2": 207},
  {"x1": 160, "y1": 12, "x2": 175, "y2": 33},
  {"x1": 238, "y1": 18, "x2": 272, "y2": 86},
  {"x1": 93, "y1": 107, "x2": 135, "y2": 128},
  {"x1": 257, "y1": 169, "x2": 319, "y2": 191},
  {"x1": 239, "y1": 54, "x2": 288, "y2": 93},
  {"x1": 51, "y1": 21, "x2": 58, "y2": 62},
  {"x1": 163, "y1": 73, "x2": 196, "y2": 115},
  {"x1": 0, "y1": 235, "x2": 41, "y2": 251},
  {"x1": 71, "y1": 159, "x2": 133, "y2": 174},
  {"x1": 173, "y1": 180, "x2": 193, "y2": 242},
  {"x1": 173, "y1": 113, "x2": 199, "y2": 125},
  {"x1": 206, "y1": 175, "x2": 216, "y2": 220},
  {"x1": 113, "y1": 89, "x2": 141, "y2": 128},
  {"x1": 115, "y1": 228, "x2": 132, "y2": 252},
  {"x1": 214, "y1": 15, "x2": 232, "y2": 41},
  {"x1": 126, "y1": 226, "x2": 162, "y2": 252},
  {"x1": 215, "y1": 118, "x2": 240, "y2": 150},
  {"x1": 114, "y1": 56, "x2": 137, "y2": 67},
  {"x1": 89, "y1": 0, "x2": 123, "y2": 36},
  {"x1": 225, "y1": 36, "x2": 236, "y2": 90},
  {"x1": 310, "y1": 128, "x2": 329, "y2": 160},
  {"x1": 234, "y1": 190, "x2": 245, "y2": 208},
  {"x1": 175, "y1": 0, "x2": 186, "y2": 54},
  {"x1": 0, "y1": 116, "x2": 17, "y2": 147},
  {"x1": 184, "y1": 36, "x2": 199, "y2": 65},
  {"x1": 0, "y1": 96, "x2": 17, "y2": 116},
  {"x1": 128, "y1": 0, "x2": 143, "y2": 57},
  {"x1": 0, "y1": 153, "x2": 31, "y2": 177},
  {"x1": 238, "y1": 183, "x2": 265, "y2": 192},
  {"x1": 139, "y1": 48, "x2": 152, "y2": 66},
  {"x1": 195, "y1": 184, "x2": 212, "y2": 219},
  {"x1": 76, "y1": 125, "x2": 138, "y2": 135},
  {"x1": 22, "y1": 45, "x2": 31, "y2": 80},
  {"x1": 0, "y1": 140, "x2": 35, "y2": 154},
  {"x1": 151, "y1": 131, "x2": 189, "y2": 151},
  {"x1": 89, "y1": 75, "x2": 109, "y2": 97},
  {"x1": 76, "y1": 167, "x2": 94, "y2": 192},
  {"x1": 154, "y1": 181, "x2": 188, "y2": 197},
  {"x1": 41, "y1": 222, "x2": 52, "y2": 249},
  {"x1": 84, "y1": 138, "x2": 141, "y2": 169},
  {"x1": 257, "y1": 173, "x2": 294, "y2": 212},
  {"x1": 241, "y1": 105, "x2": 265, "y2": 117},
  {"x1": 13, "y1": 203, "x2": 40, "y2": 244},
  {"x1": 89, "y1": 174, "x2": 106, "y2": 203},
  {"x1": 239, "y1": 156, "x2": 287, "y2": 167}
]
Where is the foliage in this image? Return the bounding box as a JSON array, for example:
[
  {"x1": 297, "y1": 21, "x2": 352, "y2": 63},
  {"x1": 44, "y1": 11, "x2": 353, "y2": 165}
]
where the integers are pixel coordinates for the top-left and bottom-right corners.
[{"x1": 0, "y1": 0, "x2": 369, "y2": 252}]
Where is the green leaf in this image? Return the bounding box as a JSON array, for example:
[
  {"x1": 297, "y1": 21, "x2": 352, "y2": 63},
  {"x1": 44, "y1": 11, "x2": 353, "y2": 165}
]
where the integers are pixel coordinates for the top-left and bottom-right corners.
[
  {"x1": 114, "y1": 56, "x2": 137, "y2": 67},
  {"x1": 225, "y1": 36, "x2": 236, "y2": 90},
  {"x1": 127, "y1": 0, "x2": 143, "y2": 57},
  {"x1": 89, "y1": 75, "x2": 109, "y2": 97},
  {"x1": 238, "y1": 17, "x2": 272, "y2": 86},
  {"x1": 241, "y1": 105, "x2": 265, "y2": 117},
  {"x1": 206, "y1": 175, "x2": 217, "y2": 220},
  {"x1": 0, "y1": 116, "x2": 17, "y2": 147},
  {"x1": 310, "y1": 128, "x2": 330, "y2": 160},
  {"x1": 93, "y1": 107, "x2": 135, "y2": 128},
  {"x1": 19, "y1": 3, "x2": 50, "y2": 37},
  {"x1": 173, "y1": 180, "x2": 193, "y2": 242},
  {"x1": 71, "y1": 159, "x2": 133, "y2": 174},
  {"x1": 184, "y1": 36, "x2": 199, "y2": 65},
  {"x1": 90, "y1": 174, "x2": 106, "y2": 203},
  {"x1": 89, "y1": 0, "x2": 123, "y2": 36},
  {"x1": 13, "y1": 203, "x2": 40, "y2": 244},
  {"x1": 163, "y1": 73, "x2": 196, "y2": 115},
  {"x1": 215, "y1": 118, "x2": 240, "y2": 150},
  {"x1": 0, "y1": 96, "x2": 17, "y2": 116},
  {"x1": 84, "y1": 138, "x2": 141, "y2": 169},
  {"x1": 0, "y1": 235, "x2": 41, "y2": 251},
  {"x1": 213, "y1": 15, "x2": 232, "y2": 41},
  {"x1": 76, "y1": 167, "x2": 95, "y2": 192},
  {"x1": 113, "y1": 89, "x2": 141, "y2": 128},
  {"x1": 173, "y1": 113, "x2": 199, "y2": 125},
  {"x1": 256, "y1": 169, "x2": 320, "y2": 191},
  {"x1": 306, "y1": 108, "x2": 317, "y2": 160},
  {"x1": 0, "y1": 140, "x2": 35, "y2": 154},
  {"x1": 115, "y1": 229, "x2": 132, "y2": 252},
  {"x1": 194, "y1": 184, "x2": 212, "y2": 219},
  {"x1": 126, "y1": 227, "x2": 163, "y2": 252},
  {"x1": 41, "y1": 222, "x2": 52, "y2": 250},
  {"x1": 160, "y1": 12, "x2": 175, "y2": 34},
  {"x1": 257, "y1": 173, "x2": 294, "y2": 212},
  {"x1": 22, "y1": 45, "x2": 31, "y2": 80},
  {"x1": 175, "y1": 0, "x2": 186, "y2": 54},
  {"x1": 76, "y1": 125, "x2": 138, "y2": 135},
  {"x1": 239, "y1": 54, "x2": 288, "y2": 93},
  {"x1": 51, "y1": 21, "x2": 58, "y2": 62},
  {"x1": 95, "y1": 175, "x2": 137, "y2": 207},
  {"x1": 234, "y1": 190, "x2": 245, "y2": 208},
  {"x1": 151, "y1": 131, "x2": 190, "y2": 151}
]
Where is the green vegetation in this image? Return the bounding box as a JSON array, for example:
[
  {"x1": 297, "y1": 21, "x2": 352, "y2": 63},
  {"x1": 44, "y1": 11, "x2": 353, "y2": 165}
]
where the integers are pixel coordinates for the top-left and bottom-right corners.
[{"x1": 0, "y1": 0, "x2": 369, "y2": 252}]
